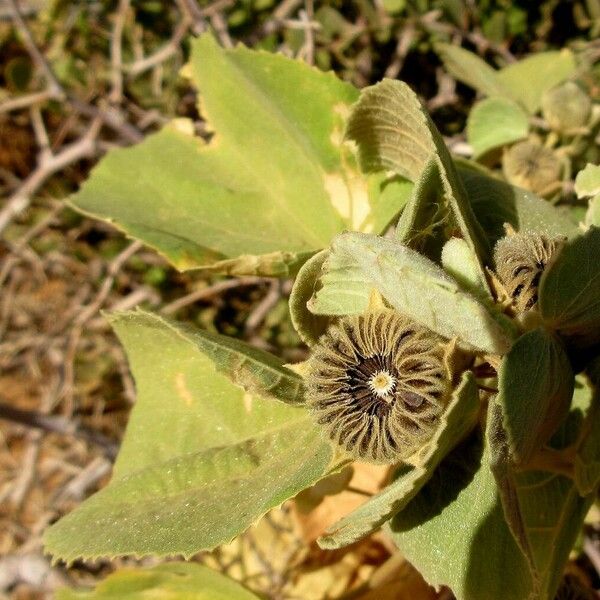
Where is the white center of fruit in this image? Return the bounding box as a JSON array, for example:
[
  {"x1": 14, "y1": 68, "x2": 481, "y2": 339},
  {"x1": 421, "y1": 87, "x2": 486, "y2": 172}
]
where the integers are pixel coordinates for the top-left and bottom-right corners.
[{"x1": 368, "y1": 370, "x2": 396, "y2": 400}]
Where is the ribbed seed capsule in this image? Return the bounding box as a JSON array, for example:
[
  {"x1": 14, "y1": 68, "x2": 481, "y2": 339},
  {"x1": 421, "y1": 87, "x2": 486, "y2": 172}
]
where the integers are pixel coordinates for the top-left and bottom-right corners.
[
  {"x1": 305, "y1": 309, "x2": 451, "y2": 465},
  {"x1": 502, "y1": 141, "x2": 561, "y2": 195},
  {"x1": 494, "y1": 231, "x2": 564, "y2": 313}
]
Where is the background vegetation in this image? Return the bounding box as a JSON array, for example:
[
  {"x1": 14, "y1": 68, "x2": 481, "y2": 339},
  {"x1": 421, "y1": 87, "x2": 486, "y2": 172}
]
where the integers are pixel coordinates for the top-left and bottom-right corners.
[{"x1": 1, "y1": 0, "x2": 599, "y2": 598}]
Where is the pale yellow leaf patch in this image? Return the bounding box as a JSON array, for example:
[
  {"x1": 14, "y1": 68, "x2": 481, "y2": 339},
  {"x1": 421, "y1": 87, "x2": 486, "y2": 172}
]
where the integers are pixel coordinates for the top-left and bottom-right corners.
[{"x1": 175, "y1": 372, "x2": 194, "y2": 407}]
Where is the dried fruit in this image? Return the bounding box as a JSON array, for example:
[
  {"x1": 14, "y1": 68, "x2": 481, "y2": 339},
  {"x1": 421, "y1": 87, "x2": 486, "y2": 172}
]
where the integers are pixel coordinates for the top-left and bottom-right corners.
[
  {"x1": 305, "y1": 309, "x2": 451, "y2": 464},
  {"x1": 502, "y1": 141, "x2": 562, "y2": 195},
  {"x1": 494, "y1": 231, "x2": 564, "y2": 313},
  {"x1": 542, "y1": 82, "x2": 592, "y2": 133}
]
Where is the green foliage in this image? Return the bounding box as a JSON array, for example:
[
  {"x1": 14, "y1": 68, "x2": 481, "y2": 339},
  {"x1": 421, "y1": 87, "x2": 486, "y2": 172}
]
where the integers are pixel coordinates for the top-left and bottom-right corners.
[
  {"x1": 539, "y1": 227, "x2": 600, "y2": 347},
  {"x1": 307, "y1": 232, "x2": 515, "y2": 354},
  {"x1": 389, "y1": 431, "x2": 535, "y2": 600},
  {"x1": 436, "y1": 44, "x2": 577, "y2": 114},
  {"x1": 44, "y1": 311, "x2": 332, "y2": 561},
  {"x1": 494, "y1": 328, "x2": 574, "y2": 465},
  {"x1": 345, "y1": 79, "x2": 490, "y2": 267},
  {"x1": 57, "y1": 563, "x2": 260, "y2": 599},
  {"x1": 467, "y1": 98, "x2": 529, "y2": 159},
  {"x1": 45, "y1": 34, "x2": 600, "y2": 600},
  {"x1": 69, "y1": 35, "x2": 412, "y2": 276}
]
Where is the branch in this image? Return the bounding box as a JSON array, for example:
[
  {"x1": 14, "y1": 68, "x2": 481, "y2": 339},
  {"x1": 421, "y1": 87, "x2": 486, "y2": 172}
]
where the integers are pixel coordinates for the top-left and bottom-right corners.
[
  {"x1": 7, "y1": 0, "x2": 64, "y2": 98},
  {"x1": 0, "y1": 401, "x2": 118, "y2": 459},
  {"x1": 0, "y1": 118, "x2": 102, "y2": 234}
]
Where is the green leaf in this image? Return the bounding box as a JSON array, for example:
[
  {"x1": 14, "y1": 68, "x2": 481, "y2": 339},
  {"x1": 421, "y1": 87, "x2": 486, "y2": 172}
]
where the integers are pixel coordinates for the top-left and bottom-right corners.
[
  {"x1": 436, "y1": 45, "x2": 577, "y2": 115},
  {"x1": 575, "y1": 163, "x2": 600, "y2": 198},
  {"x1": 435, "y1": 43, "x2": 509, "y2": 98},
  {"x1": 496, "y1": 50, "x2": 577, "y2": 114},
  {"x1": 69, "y1": 35, "x2": 403, "y2": 276},
  {"x1": 467, "y1": 97, "x2": 529, "y2": 158},
  {"x1": 309, "y1": 232, "x2": 516, "y2": 354},
  {"x1": 57, "y1": 563, "x2": 260, "y2": 600},
  {"x1": 441, "y1": 237, "x2": 491, "y2": 300},
  {"x1": 345, "y1": 79, "x2": 491, "y2": 267},
  {"x1": 585, "y1": 194, "x2": 600, "y2": 228},
  {"x1": 488, "y1": 380, "x2": 595, "y2": 599},
  {"x1": 44, "y1": 311, "x2": 332, "y2": 562},
  {"x1": 289, "y1": 249, "x2": 332, "y2": 346},
  {"x1": 390, "y1": 393, "x2": 595, "y2": 600},
  {"x1": 459, "y1": 166, "x2": 580, "y2": 246},
  {"x1": 575, "y1": 360, "x2": 600, "y2": 496},
  {"x1": 388, "y1": 432, "x2": 535, "y2": 600},
  {"x1": 541, "y1": 82, "x2": 592, "y2": 132},
  {"x1": 318, "y1": 372, "x2": 479, "y2": 549},
  {"x1": 495, "y1": 328, "x2": 574, "y2": 465},
  {"x1": 395, "y1": 158, "x2": 446, "y2": 257},
  {"x1": 539, "y1": 227, "x2": 600, "y2": 347}
]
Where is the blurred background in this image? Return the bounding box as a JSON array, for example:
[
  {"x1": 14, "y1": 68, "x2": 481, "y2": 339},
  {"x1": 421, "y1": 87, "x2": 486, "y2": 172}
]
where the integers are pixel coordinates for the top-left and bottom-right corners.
[{"x1": 0, "y1": 1, "x2": 599, "y2": 598}]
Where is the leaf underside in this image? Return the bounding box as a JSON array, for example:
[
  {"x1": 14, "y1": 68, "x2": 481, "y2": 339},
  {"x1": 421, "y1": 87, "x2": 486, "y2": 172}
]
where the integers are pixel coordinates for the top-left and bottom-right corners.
[
  {"x1": 44, "y1": 311, "x2": 332, "y2": 562},
  {"x1": 309, "y1": 231, "x2": 515, "y2": 354}
]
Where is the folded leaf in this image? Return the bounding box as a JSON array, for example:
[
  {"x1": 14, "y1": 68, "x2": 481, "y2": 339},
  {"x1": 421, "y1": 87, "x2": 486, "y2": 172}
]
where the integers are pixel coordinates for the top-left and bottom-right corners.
[
  {"x1": 488, "y1": 378, "x2": 596, "y2": 600},
  {"x1": 69, "y1": 35, "x2": 411, "y2": 276},
  {"x1": 309, "y1": 232, "x2": 515, "y2": 354},
  {"x1": 57, "y1": 563, "x2": 260, "y2": 599},
  {"x1": 495, "y1": 328, "x2": 574, "y2": 465},
  {"x1": 345, "y1": 79, "x2": 491, "y2": 268},
  {"x1": 318, "y1": 372, "x2": 479, "y2": 549},
  {"x1": 395, "y1": 157, "x2": 447, "y2": 259},
  {"x1": 289, "y1": 250, "x2": 332, "y2": 346},
  {"x1": 44, "y1": 311, "x2": 332, "y2": 561},
  {"x1": 467, "y1": 97, "x2": 529, "y2": 158},
  {"x1": 539, "y1": 227, "x2": 600, "y2": 347}
]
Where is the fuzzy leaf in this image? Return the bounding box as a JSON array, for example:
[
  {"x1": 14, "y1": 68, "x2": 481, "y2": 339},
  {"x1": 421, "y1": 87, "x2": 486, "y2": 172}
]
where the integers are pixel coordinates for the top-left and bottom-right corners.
[
  {"x1": 575, "y1": 163, "x2": 600, "y2": 199},
  {"x1": 57, "y1": 563, "x2": 260, "y2": 599},
  {"x1": 390, "y1": 393, "x2": 594, "y2": 600},
  {"x1": 388, "y1": 434, "x2": 535, "y2": 600},
  {"x1": 495, "y1": 328, "x2": 574, "y2": 465},
  {"x1": 309, "y1": 232, "x2": 515, "y2": 353},
  {"x1": 496, "y1": 50, "x2": 577, "y2": 114},
  {"x1": 467, "y1": 97, "x2": 529, "y2": 158},
  {"x1": 289, "y1": 250, "x2": 332, "y2": 346},
  {"x1": 459, "y1": 166, "x2": 580, "y2": 245},
  {"x1": 44, "y1": 311, "x2": 331, "y2": 562},
  {"x1": 395, "y1": 157, "x2": 446, "y2": 256},
  {"x1": 69, "y1": 35, "x2": 410, "y2": 276},
  {"x1": 488, "y1": 380, "x2": 596, "y2": 600},
  {"x1": 441, "y1": 237, "x2": 491, "y2": 300},
  {"x1": 346, "y1": 79, "x2": 491, "y2": 267},
  {"x1": 539, "y1": 227, "x2": 600, "y2": 347},
  {"x1": 435, "y1": 43, "x2": 509, "y2": 98},
  {"x1": 318, "y1": 372, "x2": 479, "y2": 549}
]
